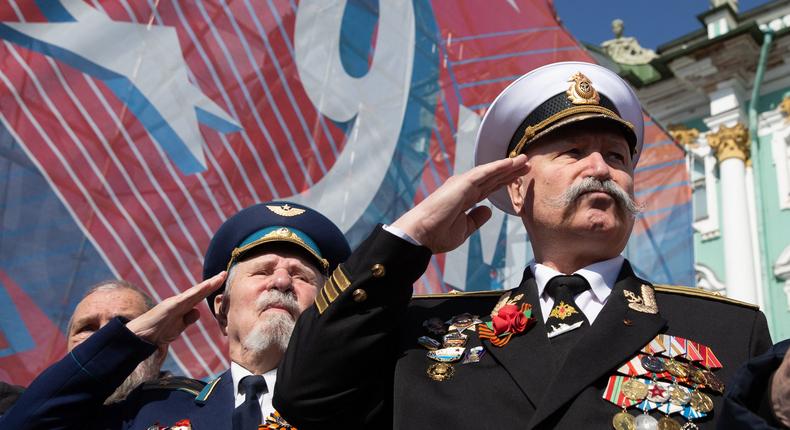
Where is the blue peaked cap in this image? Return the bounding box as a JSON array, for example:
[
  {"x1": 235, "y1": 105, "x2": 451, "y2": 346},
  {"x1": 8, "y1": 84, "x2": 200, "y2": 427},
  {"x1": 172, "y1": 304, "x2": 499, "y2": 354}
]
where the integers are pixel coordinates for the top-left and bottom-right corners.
[{"x1": 202, "y1": 201, "x2": 350, "y2": 316}]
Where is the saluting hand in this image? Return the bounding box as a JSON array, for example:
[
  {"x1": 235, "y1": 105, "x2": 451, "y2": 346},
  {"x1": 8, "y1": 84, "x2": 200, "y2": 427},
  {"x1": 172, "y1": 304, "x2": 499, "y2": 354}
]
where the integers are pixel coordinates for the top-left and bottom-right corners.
[
  {"x1": 125, "y1": 272, "x2": 227, "y2": 346},
  {"x1": 392, "y1": 154, "x2": 529, "y2": 254}
]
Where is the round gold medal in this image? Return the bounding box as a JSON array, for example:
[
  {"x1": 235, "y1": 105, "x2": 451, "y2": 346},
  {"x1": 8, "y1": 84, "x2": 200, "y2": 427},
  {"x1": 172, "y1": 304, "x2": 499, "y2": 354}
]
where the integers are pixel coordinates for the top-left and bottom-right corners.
[
  {"x1": 664, "y1": 359, "x2": 689, "y2": 379},
  {"x1": 426, "y1": 362, "x2": 454, "y2": 382},
  {"x1": 668, "y1": 384, "x2": 690, "y2": 405},
  {"x1": 622, "y1": 378, "x2": 648, "y2": 401},
  {"x1": 690, "y1": 390, "x2": 713, "y2": 413},
  {"x1": 688, "y1": 366, "x2": 706, "y2": 385},
  {"x1": 612, "y1": 411, "x2": 636, "y2": 430},
  {"x1": 657, "y1": 416, "x2": 682, "y2": 430},
  {"x1": 702, "y1": 370, "x2": 725, "y2": 394}
]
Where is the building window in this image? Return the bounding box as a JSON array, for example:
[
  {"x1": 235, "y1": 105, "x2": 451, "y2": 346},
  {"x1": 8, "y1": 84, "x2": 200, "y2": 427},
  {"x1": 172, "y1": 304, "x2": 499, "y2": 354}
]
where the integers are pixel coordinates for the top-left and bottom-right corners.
[
  {"x1": 692, "y1": 155, "x2": 708, "y2": 221},
  {"x1": 688, "y1": 145, "x2": 720, "y2": 240},
  {"x1": 771, "y1": 132, "x2": 790, "y2": 210}
]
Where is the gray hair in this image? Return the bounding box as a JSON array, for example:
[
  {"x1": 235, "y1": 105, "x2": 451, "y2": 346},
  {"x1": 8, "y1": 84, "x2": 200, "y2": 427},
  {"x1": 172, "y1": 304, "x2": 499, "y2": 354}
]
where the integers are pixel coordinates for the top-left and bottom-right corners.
[{"x1": 67, "y1": 279, "x2": 154, "y2": 334}]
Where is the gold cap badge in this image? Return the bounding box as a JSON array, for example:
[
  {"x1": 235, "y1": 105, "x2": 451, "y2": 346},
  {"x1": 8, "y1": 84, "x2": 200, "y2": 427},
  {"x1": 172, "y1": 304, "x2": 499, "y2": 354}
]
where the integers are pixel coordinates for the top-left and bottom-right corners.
[
  {"x1": 566, "y1": 72, "x2": 600, "y2": 105},
  {"x1": 266, "y1": 204, "x2": 305, "y2": 217}
]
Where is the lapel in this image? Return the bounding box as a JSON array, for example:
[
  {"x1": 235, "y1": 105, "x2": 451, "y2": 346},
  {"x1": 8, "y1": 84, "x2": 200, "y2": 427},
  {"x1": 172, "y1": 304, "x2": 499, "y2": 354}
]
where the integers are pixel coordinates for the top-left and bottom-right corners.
[
  {"x1": 528, "y1": 261, "x2": 667, "y2": 428},
  {"x1": 193, "y1": 369, "x2": 234, "y2": 427},
  {"x1": 479, "y1": 268, "x2": 556, "y2": 408}
]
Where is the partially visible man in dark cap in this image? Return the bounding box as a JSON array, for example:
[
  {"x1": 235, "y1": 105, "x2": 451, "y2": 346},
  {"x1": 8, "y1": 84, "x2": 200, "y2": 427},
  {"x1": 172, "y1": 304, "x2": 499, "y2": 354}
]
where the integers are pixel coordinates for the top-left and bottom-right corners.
[
  {"x1": 0, "y1": 201, "x2": 350, "y2": 430},
  {"x1": 274, "y1": 62, "x2": 773, "y2": 429}
]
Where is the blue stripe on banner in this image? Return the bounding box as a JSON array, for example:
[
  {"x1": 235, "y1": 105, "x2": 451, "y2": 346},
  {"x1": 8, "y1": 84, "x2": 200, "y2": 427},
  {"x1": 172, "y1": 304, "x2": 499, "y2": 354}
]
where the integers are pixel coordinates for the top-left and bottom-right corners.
[
  {"x1": 467, "y1": 101, "x2": 492, "y2": 111},
  {"x1": 635, "y1": 158, "x2": 684, "y2": 174},
  {"x1": 457, "y1": 75, "x2": 522, "y2": 89},
  {"x1": 643, "y1": 138, "x2": 674, "y2": 149},
  {"x1": 448, "y1": 26, "x2": 561, "y2": 43},
  {"x1": 450, "y1": 46, "x2": 580, "y2": 66},
  {"x1": 634, "y1": 180, "x2": 690, "y2": 197},
  {"x1": 34, "y1": 0, "x2": 75, "y2": 22},
  {"x1": 0, "y1": 121, "x2": 116, "y2": 336},
  {"x1": 636, "y1": 203, "x2": 686, "y2": 219},
  {"x1": 0, "y1": 279, "x2": 34, "y2": 357},
  {"x1": 626, "y1": 203, "x2": 694, "y2": 286},
  {"x1": 0, "y1": 23, "x2": 205, "y2": 175}
]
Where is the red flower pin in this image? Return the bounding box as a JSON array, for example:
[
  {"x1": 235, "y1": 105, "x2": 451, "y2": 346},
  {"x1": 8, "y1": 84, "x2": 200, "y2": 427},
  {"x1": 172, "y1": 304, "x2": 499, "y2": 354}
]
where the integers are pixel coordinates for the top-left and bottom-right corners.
[{"x1": 479, "y1": 303, "x2": 535, "y2": 347}]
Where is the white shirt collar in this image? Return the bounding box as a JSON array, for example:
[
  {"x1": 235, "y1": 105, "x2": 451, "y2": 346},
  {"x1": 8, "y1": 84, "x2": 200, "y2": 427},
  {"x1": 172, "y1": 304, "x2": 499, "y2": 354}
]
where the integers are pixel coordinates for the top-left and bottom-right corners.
[
  {"x1": 230, "y1": 361, "x2": 277, "y2": 398},
  {"x1": 531, "y1": 255, "x2": 624, "y2": 300}
]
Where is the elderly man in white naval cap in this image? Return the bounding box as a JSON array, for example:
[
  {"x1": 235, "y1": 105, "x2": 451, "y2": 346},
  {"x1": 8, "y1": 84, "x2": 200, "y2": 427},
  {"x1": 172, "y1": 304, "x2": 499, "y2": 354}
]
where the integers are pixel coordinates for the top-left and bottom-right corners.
[{"x1": 274, "y1": 62, "x2": 772, "y2": 430}]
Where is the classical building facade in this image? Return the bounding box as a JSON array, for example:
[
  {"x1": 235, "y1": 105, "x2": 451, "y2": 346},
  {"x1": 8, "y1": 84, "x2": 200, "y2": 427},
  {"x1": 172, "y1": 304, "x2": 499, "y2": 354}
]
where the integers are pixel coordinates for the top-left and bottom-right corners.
[{"x1": 589, "y1": 0, "x2": 790, "y2": 340}]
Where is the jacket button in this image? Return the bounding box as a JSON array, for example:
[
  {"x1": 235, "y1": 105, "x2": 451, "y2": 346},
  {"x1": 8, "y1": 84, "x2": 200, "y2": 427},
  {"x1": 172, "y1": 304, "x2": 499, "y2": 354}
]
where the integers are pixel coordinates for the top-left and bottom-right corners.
[
  {"x1": 352, "y1": 289, "x2": 368, "y2": 303},
  {"x1": 371, "y1": 264, "x2": 386, "y2": 278},
  {"x1": 623, "y1": 318, "x2": 633, "y2": 326}
]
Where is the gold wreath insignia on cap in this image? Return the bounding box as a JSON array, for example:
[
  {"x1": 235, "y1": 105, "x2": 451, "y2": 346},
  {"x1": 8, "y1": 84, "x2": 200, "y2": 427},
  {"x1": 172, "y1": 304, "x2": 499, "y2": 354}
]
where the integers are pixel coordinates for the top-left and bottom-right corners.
[
  {"x1": 566, "y1": 72, "x2": 600, "y2": 105},
  {"x1": 266, "y1": 204, "x2": 305, "y2": 217}
]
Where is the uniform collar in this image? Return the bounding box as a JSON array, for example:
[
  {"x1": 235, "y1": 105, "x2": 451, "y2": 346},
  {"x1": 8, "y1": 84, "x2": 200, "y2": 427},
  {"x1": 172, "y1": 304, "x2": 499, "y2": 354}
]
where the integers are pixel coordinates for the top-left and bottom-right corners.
[
  {"x1": 230, "y1": 361, "x2": 277, "y2": 396},
  {"x1": 531, "y1": 255, "x2": 624, "y2": 302}
]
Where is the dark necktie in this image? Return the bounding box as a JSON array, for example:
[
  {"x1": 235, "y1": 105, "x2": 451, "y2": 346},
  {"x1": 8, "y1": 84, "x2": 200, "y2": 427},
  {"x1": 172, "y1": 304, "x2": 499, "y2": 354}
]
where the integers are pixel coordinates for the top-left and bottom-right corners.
[
  {"x1": 233, "y1": 375, "x2": 268, "y2": 430},
  {"x1": 544, "y1": 274, "x2": 591, "y2": 340}
]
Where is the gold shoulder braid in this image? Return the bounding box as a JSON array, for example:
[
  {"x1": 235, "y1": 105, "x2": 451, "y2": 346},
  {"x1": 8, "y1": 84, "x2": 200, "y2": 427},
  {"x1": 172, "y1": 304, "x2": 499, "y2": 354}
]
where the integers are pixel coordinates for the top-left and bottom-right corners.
[{"x1": 653, "y1": 285, "x2": 759, "y2": 310}]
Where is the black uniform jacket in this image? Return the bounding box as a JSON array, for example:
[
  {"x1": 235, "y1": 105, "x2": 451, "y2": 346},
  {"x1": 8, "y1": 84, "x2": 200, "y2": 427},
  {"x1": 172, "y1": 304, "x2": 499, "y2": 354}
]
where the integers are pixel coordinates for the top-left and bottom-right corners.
[{"x1": 274, "y1": 226, "x2": 773, "y2": 429}]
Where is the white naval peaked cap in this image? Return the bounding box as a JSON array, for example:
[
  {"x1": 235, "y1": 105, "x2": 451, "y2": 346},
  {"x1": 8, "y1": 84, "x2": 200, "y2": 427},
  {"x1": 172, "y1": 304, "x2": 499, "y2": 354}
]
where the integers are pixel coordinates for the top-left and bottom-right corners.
[{"x1": 474, "y1": 61, "x2": 644, "y2": 215}]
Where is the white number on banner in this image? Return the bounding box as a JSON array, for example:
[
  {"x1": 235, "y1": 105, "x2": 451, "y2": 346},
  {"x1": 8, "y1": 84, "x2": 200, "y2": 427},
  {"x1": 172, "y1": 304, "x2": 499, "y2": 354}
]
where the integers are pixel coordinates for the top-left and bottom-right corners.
[{"x1": 290, "y1": 0, "x2": 415, "y2": 231}]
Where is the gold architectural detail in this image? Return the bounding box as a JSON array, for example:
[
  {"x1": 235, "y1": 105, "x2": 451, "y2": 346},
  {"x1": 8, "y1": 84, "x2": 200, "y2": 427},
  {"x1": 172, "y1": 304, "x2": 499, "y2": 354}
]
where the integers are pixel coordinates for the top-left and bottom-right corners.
[
  {"x1": 706, "y1": 123, "x2": 750, "y2": 163},
  {"x1": 668, "y1": 124, "x2": 700, "y2": 148},
  {"x1": 780, "y1": 95, "x2": 790, "y2": 121}
]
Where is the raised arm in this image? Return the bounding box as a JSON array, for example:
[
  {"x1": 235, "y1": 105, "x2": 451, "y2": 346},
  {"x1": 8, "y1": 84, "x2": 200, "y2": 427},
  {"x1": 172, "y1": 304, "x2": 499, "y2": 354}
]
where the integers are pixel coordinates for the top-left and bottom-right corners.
[{"x1": 274, "y1": 156, "x2": 529, "y2": 428}]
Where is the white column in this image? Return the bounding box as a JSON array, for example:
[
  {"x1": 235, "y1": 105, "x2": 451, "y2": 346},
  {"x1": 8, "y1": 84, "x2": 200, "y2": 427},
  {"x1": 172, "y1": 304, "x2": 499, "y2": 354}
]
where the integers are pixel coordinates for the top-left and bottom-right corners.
[
  {"x1": 744, "y1": 167, "x2": 765, "y2": 309},
  {"x1": 718, "y1": 157, "x2": 758, "y2": 303}
]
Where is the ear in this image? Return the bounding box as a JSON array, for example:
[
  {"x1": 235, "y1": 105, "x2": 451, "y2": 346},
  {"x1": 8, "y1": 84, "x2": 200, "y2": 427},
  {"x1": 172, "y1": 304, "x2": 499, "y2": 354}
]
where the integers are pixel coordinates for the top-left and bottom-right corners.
[
  {"x1": 507, "y1": 176, "x2": 526, "y2": 214},
  {"x1": 213, "y1": 294, "x2": 228, "y2": 336}
]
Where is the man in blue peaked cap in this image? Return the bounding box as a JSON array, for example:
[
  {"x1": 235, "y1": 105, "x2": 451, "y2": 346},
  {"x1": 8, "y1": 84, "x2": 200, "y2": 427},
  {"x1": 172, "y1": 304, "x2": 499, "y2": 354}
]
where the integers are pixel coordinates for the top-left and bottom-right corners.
[{"x1": 1, "y1": 201, "x2": 350, "y2": 430}]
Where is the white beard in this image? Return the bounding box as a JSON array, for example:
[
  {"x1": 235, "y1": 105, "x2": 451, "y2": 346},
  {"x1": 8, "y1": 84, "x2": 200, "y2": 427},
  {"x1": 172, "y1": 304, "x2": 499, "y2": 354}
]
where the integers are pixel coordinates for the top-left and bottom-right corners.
[
  {"x1": 105, "y1": 353, "x2": 161, "y2": 404},
  {"x1": 242, "y1": 311, "x2": 296, "y2": 354}
]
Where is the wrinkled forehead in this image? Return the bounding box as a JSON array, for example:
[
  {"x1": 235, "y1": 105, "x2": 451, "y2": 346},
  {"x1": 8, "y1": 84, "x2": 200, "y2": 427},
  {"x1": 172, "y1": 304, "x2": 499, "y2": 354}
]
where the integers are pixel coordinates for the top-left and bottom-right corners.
[
  {"x1": 233, "y1": 243, "x2": 323, "y2": 273},
  {"x1": 71, "y1": 289, "x2": 148, "y2": 325}
]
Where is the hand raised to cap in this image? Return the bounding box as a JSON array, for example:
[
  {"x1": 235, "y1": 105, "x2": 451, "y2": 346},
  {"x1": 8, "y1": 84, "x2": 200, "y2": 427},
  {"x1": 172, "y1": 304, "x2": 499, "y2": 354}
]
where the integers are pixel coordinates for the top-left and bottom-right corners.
[
  {"x1": 392, "y1": 154, "x2": 529, "y2": 254},
  {"x1": 125, "y1": 271, "x2": 227, "y2": 346}
]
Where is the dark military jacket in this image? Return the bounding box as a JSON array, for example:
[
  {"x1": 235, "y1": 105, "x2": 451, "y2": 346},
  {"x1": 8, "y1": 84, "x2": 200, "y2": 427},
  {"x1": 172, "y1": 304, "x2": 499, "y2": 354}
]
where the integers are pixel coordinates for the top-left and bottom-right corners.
[
  {"x1": 0, "y1": 318, "x2": 236, "y2": 430},
  {"x1": 718, "y1": 338, "x2": 790, "y2": 429},
  {"x1": 274, "y1": 226, "x2": 773, "y2": 429}
]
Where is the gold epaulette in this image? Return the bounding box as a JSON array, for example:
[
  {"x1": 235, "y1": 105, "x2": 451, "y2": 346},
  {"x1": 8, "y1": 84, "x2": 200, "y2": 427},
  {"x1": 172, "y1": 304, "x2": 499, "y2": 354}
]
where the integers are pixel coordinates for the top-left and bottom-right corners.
[
  {"x1": 412, "y1": 290, "x2": 504, "y2": 299},
  {"x1": 653, "y1": 284, "x2": 760, "y2": 310}
]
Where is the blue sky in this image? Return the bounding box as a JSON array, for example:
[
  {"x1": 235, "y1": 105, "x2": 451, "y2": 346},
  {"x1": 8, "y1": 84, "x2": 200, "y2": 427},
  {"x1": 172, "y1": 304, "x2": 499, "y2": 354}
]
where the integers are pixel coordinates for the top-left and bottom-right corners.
[{"x1": 554, "y1": 0, "x2": 773, "y2": 51}]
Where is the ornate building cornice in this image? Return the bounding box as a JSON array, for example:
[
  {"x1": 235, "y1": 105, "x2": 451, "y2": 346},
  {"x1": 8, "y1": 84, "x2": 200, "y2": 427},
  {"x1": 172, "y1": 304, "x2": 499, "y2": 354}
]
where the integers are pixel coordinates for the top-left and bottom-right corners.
[
  {"x1": 706, "y1": 122, "x2": 750, "y2": 163},
  {"x1": 668, "y1": 124, "x2": 700, "y2": 148},
  {"x1": 780, "y1": 95, "x2": 790, "y2": 121}
]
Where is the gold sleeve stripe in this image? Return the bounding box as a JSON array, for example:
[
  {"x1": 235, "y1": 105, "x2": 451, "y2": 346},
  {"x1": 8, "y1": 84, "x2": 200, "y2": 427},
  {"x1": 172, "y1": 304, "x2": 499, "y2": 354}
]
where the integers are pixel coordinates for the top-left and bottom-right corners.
[
  {"x1": 332, "y1": 266, "x2": 351, "y2": 292},
  {"x1": 315, "y1": 288, "x2": 329, "y2": 314},
  {"x1": 323, "y1": 277, "x2": 340, "y2": 301}
]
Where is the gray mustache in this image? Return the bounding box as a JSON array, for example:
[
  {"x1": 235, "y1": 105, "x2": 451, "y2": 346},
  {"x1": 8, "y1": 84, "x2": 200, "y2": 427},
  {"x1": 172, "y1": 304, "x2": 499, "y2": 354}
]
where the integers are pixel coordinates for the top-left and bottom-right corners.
[
  {"x1": 255, "y1": 289, "x2": 300, "y2": 317},
  {"x1": 546, "y1": 177, "x2": 642, "y2": 216}
]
